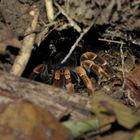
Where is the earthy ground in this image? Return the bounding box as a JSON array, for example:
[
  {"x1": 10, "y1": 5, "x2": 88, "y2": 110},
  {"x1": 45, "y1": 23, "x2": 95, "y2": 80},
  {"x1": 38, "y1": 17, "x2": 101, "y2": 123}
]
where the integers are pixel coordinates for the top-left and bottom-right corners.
[{"x1": 0, "y1": 0, "x2": 140, "y2": 140}]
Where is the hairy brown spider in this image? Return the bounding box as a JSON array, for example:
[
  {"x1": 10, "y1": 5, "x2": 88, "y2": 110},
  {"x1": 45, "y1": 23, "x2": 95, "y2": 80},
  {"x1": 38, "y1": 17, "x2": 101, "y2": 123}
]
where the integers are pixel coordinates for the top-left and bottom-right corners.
[
  {"x1": 29, "y1": 52, "x2": 118, "y2": 94},
  {"x1": 29, "y1": 51, "x2": 140, "y2": 107}
]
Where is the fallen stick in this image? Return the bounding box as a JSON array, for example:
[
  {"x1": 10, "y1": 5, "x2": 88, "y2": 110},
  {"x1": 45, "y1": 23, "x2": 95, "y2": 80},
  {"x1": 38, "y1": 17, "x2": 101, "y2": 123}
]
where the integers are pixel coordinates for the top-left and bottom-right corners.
[
  {"x1": 10, "y1": 5, "x2": 39, "y2": 76},
  {"x1": 0, "y1": 70, "x2": 91, "y2": 120},
  {"x1": 45, "y1": 0, "x2": 54, "y2": 22}
]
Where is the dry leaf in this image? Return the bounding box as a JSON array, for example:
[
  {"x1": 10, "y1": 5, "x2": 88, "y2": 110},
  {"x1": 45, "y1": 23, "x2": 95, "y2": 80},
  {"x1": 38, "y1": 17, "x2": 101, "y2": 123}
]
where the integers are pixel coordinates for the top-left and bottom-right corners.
[
  {"x1": 0, "y1": 100, "x2": 72, "y2": 140},
  {"x1": 91, "y1": 93, "x2": 140, "y2": 129}
]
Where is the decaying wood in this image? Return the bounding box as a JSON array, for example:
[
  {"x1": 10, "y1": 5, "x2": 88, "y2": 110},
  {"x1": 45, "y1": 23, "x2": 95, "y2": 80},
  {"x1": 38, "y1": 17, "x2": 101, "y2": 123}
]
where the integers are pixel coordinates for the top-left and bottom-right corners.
[{"x1": 0, "y1": 70, "x2": 91, "y2": 120}]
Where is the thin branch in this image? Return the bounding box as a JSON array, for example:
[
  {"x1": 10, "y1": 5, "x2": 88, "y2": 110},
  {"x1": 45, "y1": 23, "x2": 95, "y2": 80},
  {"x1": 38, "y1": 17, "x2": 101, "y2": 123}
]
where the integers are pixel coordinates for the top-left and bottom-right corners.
[
  {"x1": 99, "y1": 38, "x2": 126, "y2": 44},
  {"x1": 120, "y1": 43, "x2": 136, "y2": 106},
  {"x1": 54, "y1": 2, "x2": 81, "y2": 33},
  {"x1": 120, "y1": 42, "x2": 125, "y2": 89},
  {"x1": 61, "y1": 23, "x2": 93, "y2": 64},
  {"x1": 132, "y1": 0, "x2": 140, "y2": 6}
]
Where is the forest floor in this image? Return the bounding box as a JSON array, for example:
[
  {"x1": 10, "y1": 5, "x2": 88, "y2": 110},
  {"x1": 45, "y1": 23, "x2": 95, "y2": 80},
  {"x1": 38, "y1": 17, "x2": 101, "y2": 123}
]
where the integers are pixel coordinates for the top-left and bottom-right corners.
[{"x1": 0, "y1": 0, "x2": 140, "y2": 140}]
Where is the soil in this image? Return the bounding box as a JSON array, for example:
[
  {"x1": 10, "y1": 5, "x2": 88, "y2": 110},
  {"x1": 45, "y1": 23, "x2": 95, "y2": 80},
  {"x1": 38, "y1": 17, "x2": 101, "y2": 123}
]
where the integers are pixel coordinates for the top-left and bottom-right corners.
[{"x1": 0, "y1": 0, "x2": 140, "y2": 139}]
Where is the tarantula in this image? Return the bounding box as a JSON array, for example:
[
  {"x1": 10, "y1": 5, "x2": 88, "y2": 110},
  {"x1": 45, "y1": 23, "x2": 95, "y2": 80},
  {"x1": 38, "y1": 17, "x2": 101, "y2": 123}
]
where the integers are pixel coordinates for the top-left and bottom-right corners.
[
  {"x1": 29, "y1": 51, "x2": 140, "y2": 107},
  {"x1": 29, "y1": 52, "x2": 120, "y2": 94}
]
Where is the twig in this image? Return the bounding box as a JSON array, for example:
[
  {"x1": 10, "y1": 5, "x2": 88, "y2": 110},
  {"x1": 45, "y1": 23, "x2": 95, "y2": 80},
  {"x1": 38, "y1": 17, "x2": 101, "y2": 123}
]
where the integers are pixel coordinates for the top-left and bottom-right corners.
[
  {"x1": 45, "y1": 0, "x2": 54, "y2": 22},
  {"x1": 36, "y1": 21, "x2": 60, "y2": 46},
  {"x1": 120, "y1": 43, "x2": 136, "y2": 106},
  {"x1": 54, "y1": 2, "x2": 81, "y2": 33},
  {"x1": 132, "y1": 0, "x2": 140, "y2": 6},
  {"x1": 10, "y1": 5, "x2": 39, "y2": 76},
  {"x1": 120, "y1": 42, "x2": 126, "y2": 89},
  {"x1": 100, "y1": 0, "x2": 116, "y2": 23},
  {"x1": 61, "y1": 23, "x2": 93, "y2": 64},
  {"x1": 126, "y1": 90, "x2": 136, "y2": 107},
  {"x1": 99, "y1": 38, "x2": 125, "y2": 44}
]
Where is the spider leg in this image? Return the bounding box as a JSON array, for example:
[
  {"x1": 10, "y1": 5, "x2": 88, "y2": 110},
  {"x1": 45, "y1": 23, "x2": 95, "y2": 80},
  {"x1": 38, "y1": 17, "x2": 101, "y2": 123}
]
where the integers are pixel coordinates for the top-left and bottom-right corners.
[
  {"x1": 64, "y1": 68, "x2": 74, "y2": 94},
  {"x1": 80, "y1": 52, "x2": 97, "y2": 61},
  {"x1": 81, "y1": 60, "x2": 111, "y2": 79},
  {"x1": 75, "y1": 66, "x2": 94, "y2": 94},
  {"x1": 53, "y1": 70, "x2": 62, "y2": 87},
  {"x1": 81, "y1": 52, "x2": 114, "y2": 76},
  {"x1": 29, "y1": 64, "x2": 45, "y2": 80},
  {"x1": 53, "y1": 68, "x2": 74, "y2": 93}
]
